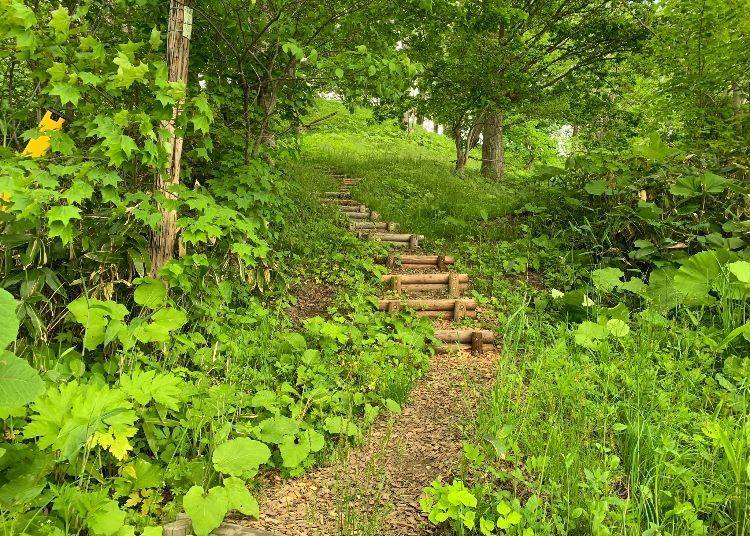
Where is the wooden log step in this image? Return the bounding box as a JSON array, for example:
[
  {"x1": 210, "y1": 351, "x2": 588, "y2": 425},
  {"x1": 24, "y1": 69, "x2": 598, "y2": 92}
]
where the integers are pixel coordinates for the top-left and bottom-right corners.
[
  {"x1": 361, "y1": 233, "x2": 423, "y2": 249},
  {"x1": 378, "y1": 298, "x2": 476, "y2": 312},
  {"x1": 350, "y1": 221, "x2": 398, "y2": 231},
  {"x1": 347, "y1": 211, "x2": 380, "y2": 220},
  {"x1": 324, "y1": 191, "x2": 352, "y2": 199},
  {"x1": 382, "y1": 273, "x2": 468, "y2": 284},
  {"x1": 339, "y1": 204, "x2": 368, "y2": 213},
  {"x1": 433, "y1": 329, "x2": 495, "y2": 344},
  {"x1": 322, "y1": 198, "x2": 361, "y2": 206},
  {"x1": 375, "y1": 254, "x2": 455, "y2": 269},
  {"x1": 362, "y1": 232, "x2": 424, "y2": 242},
  {"x1": 383, "y1": 272, "x2": 469, "y2": 296},
  {"x1": 386, "y1": 282, "x2": 470, "y2": 293},
  {"x1": 412, "y1": 310, "x2": 477, "y2": 319}
]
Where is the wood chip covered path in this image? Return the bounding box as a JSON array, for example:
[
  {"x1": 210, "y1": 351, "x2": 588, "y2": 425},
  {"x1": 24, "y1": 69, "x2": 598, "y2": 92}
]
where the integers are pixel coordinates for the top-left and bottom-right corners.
[{"x1": 236, "y1": 350, "x2": 496, "y2": 535}]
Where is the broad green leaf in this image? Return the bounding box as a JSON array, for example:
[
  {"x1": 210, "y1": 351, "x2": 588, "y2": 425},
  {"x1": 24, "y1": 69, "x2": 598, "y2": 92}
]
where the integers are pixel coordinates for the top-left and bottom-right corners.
[
  {"x1": 701, "y1": 172, "x2": 728, "y2": 194},
  {"x1": 183, "y1": 485, "x2": 229, "y2": 536},
  {"x1": 87, "y1": 497, "x2": 126, "y2": 536},
  {"x1": 574, "y1": 321, "x2": 608, "y2": 349},
  {"x1": 673, "y1": 251, "x2": 723, "y2": 305},
  {"x1": 0, "y1": 289, "x2": 19, "y2": 349},
  {"x1": 49, "y1": 7, "x2": 71, "y2": 35},
  {"x1": 258, "y1": 415, "x2": 299, "y2": 444},
  {"x1": 212, "y1": 438, "x2": 271, "y2": 477},
  {"x1": 49, "y1": 82, "x2": 81, "y2": 106},
  {"x1": 620, "y1": 278, "x2": 647, "y2": 296},
  {"x1": 592, "y1": 267, "x2": 624, "y2": 292},
  {"x1": 584, "y1": 180, "x2": 606, "y2": 195},
  {"x1": 646, "y1": 268, "x2": 679, "y2": 311},
  {"x1": 606, "y1": 319, "x2": 630, "y2": 338},
  {"x1": 323, "y1": 416, "x2": 360, "y2": 437},
  {"x1": 728, "y1": 261, "x2": 750, "y2": 284},
  {"x1": 134, "y1": 278, "x2": 167, "y2": 308},
  {"x1": 149, "y1": 27, "x2": 162, "y2": 50},
  {"x1": 223, "y1": 477, "x2": 259, "y2": 518},
  {"x1": 0, "y1": 351, "x2": 45, "y2": 407},
  {"x1": 47, "y1": 205, "x2": 81, "y2": 226},
  {"x1": 279, "y1": 435, "x2": 311, "y2": 468},
  {"x1": 385, "y1": 399, "x2": 402, "y2": 413}
]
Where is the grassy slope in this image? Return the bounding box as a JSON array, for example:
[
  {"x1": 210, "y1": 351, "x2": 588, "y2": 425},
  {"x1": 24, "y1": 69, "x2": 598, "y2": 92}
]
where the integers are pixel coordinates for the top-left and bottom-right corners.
[{"x1": 297, "y1": 100, "x2": 748, "y2": 536}]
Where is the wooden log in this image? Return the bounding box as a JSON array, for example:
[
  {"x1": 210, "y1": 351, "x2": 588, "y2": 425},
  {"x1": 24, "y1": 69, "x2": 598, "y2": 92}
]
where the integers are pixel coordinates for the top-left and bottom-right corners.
[
  {"x1": 347, "y1": 211, "x2": 380, "y2": 220},
  {"x1": 339, "y1": 204, "x2": 370, "y2": 214},
  {"x1": 403, "y1": 255, "x2": 455, "y2": 265},
  {"x1": 322, "y1": 198, "x2": 360, "y2": 206},
  {"x1": 414, "y1": 310, "x2": 477, "y2": 319},
  {"x1": 448, "y1": 272, "x2": 461, "y2": 297},
  {"x1": 350, "y1": 221, "x2": 396, "y2": 231},
  {"x1": 375, "y1": 255, "x2": 456, "y2": 267},
  {"x1": 401, "y1": 283, "x2": 469, "y2": 292},
  {"x1": 409, "y1": 234, "x2": 419, "y2": 249},
  {"x1": 471, "y1": 331, "x2": 484, "y2": 354},
  {"x1": 324, "y1": 191, "x2": 352, "y2": 199},
  {"x1": 368, "y1": 233, "x2": 424, "y2": 243},
  {"x1": 381, "y1": 273, "x2": 469, "y2": 285},
  {"x1": 378, "y1": 298, "x2": 476, "y2": 311},
  {"x1": 391, "y1": 277, "x2": 402, "y2": 292},
  {"x1": 433, "y1": 329, "x2": 495, "y2": 344},
  {"x1": 454, "y1": 300, "x2": 467, "y2": 321}
]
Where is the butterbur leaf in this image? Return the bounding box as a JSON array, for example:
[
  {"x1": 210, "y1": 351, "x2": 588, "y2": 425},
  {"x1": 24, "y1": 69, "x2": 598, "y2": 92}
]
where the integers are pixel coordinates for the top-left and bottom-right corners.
[
  {"x1": 133, "y1": 278, "x2": 167, "y2": 308},
  {"x1": 183, "y1": 485, "x2": 229, "y2": 536},
  {"x1": 212, "y1": 438, "x2": 271, "y2": 476},
  {"x1": 673, "y1": 251, "x2": 723, "y2": 305},
  {"x1": 574, "y1": 321, "x2": 608, "y2": 349},
  {"x1": 584, "y1": 180, "x2": 607, "y2": 195},
  {"x1": 646, "y1": 268, "x2": 679, "y2": 311},
  {"x1": 728, "y1": 261, "x2": 750, "y2": 284},
  {"x1": 0, "y1": 289, "x2": 20, "y2": 349},
  {"x1": 385, "y1": 399, "x2": 402, "y2": 413},
  {"x1": 0, "y1": 351, "x2": 45, "y2": 407},
  {"x1": 223, "y1": 477, "x2": 259, "y2": 518},
  {"x1": 700, "y1": 172, "x2": 728, "y2": 194},
  {"x1": 592, "y1": 267, "x2": 624, "y2": 292},
  {"x1": 323, "y1": 416, "x2": 360, "y2": 437},
  {"x1": 606, "y1": 319, "x2": 630, "y2": 338},
  {"x1": 258, "y1": 416, "x2": 299, "y2": 444},
  {"x1": 279, "y1": 435, "x2": 311, "y2": 468}
]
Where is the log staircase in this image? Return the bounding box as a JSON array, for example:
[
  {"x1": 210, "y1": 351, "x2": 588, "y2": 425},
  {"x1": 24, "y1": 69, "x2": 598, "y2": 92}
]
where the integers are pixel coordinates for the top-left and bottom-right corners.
[{"x1": 325, "y1": 173, "x2": 495, "y2": 354}]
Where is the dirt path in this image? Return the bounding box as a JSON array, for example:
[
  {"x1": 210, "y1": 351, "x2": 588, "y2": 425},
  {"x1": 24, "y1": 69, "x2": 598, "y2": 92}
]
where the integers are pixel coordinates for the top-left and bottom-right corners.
[{"x1": 236, "y1": 350, "x2": 496, "y2": 535}]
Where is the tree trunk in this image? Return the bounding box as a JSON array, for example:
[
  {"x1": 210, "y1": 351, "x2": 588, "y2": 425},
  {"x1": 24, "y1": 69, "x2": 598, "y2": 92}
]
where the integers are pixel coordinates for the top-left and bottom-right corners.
[
  {"x1": 481, "y1": 110, "x2": 504, "y2": 180},
  {"x1": 151, "y1": 0, "x2": 192, "y2": 276},
  {"x1": 453, "y1": 124, "x2": 468, "y2": 174}
]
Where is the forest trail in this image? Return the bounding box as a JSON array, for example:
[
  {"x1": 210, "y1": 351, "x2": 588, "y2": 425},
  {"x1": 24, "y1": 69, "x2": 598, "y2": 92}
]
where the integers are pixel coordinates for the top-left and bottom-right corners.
[{"x1": 236, "y1": 174, "x2": 498, "y2": 535}]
